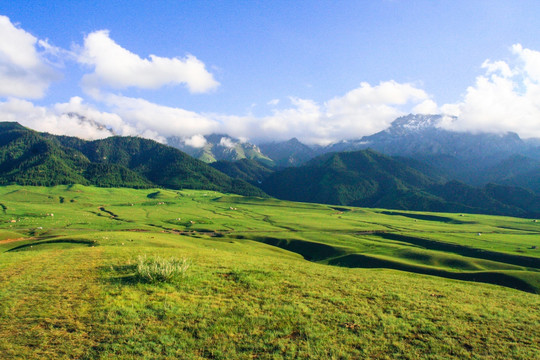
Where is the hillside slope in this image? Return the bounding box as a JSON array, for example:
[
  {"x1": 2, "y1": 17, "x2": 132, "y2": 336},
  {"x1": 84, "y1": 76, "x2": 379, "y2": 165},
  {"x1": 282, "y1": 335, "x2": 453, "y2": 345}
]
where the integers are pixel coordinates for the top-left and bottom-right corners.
[
  {"x1": 261, "y1": 149, "x2": 540, "y2": 217},
  {"x1": 1, "y1": 185, "x2": 538, "y2": 359},
  {"x1": 262, "y1": 149, "x2": 436, "y2": 206},
  {"x1": 210, "y1": 158, "x2": 274, "y2": 185},
  {"x1": 0, "y1": 122, "x2": 266, "y2": 196}
]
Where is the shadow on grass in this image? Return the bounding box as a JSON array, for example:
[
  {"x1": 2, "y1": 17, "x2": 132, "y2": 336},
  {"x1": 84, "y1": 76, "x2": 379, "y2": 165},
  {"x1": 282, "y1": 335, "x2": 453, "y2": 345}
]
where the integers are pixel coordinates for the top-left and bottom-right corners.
[
  {"x1": 101, "y1": 264, "x2": 191, "y2": 286},
  {"x1": 381, "y1": 211, "x2": 472, "y2": 224},
  {"x1": 7, "y1": 239, "x2": 96, "y2": 252},
  {"x1": 375, "y1": 233, "x2": 540, "y2": 269},
  {"x1": 100, "y1": 264, "x2": 140, "y2": 285},
  {"x1": 331, "y1": 206, "x2": 351, "y2": 212},
  {"x1": 328, "y1": 253, "x2": 539, "y2": 294},
  {"x1": 245, "y1": 234, "x2": 539, "y2": 294},
  {"x1": 107, "y1": 274, "x2": 140, "y2": 285},
  {"x1": 248, "y1": 236, "x2": 351, "y2": 261},
  {"x1": 98, "y1": 206, "x2": 132, "y2": 222}
]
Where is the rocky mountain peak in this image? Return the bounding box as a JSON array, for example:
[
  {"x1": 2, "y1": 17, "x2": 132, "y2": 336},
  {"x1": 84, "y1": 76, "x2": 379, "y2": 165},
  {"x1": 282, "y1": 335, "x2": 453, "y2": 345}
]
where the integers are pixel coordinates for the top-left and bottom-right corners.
[{"x1": 385, "y1": 114, "x2": 446, "y2": 135}]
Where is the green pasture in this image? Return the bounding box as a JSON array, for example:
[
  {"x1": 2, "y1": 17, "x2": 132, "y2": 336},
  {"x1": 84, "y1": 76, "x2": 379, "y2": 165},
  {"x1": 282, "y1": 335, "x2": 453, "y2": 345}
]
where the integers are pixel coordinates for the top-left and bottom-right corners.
[{"x1": 0, "y1": 185, "x2": 539, "y2": 359}]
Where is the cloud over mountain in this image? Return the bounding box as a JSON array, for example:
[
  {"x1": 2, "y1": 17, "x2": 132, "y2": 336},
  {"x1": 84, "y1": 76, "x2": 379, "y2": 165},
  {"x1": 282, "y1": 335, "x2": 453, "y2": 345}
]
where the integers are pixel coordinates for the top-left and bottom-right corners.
[
  {"x1": 0, "y1": 97, "x2": 116, "y2": 139},
  {"x1": 1, "y1": 14, "x2": 540, "y2": 145},
  {"x1": 218, "y1": 81, "x2": 433, "y2": 145},
  {"x1": 441, "y1": 44, "x2": 540, "y2": 139},
  {"x1": 99, "y1": 93, "x2": 219, "y2": 140}
]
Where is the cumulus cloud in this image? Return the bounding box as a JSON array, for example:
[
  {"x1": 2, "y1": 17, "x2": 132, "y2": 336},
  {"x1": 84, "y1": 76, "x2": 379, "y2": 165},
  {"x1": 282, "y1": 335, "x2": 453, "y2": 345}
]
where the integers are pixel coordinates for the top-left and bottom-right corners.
[
  {"x1": 0, "y1": 15, "x2": 60, "y2": 99},
  {"x1": 219, "y1": 81, "x2": 433, "y2": 145},
  {"x1": 53, "y1": 96, "x2": 145, "y2": 137},
  {"x1": 0, "y1": 95, "x2": 207, "y2": 143},
  {"x1": 412, "y1": 99, "x2": 439, "y2": 114},
  {"x1": 0, "y1": 78, "x2": 433, "y2": 145},
  {"x1": 327, "y1": 81, "x2": 428, "y2": 108},
  {"x1": 99, "y1": 93, "x2": 219, "y2": 139},
  {"x1": 0, "y1": 97, "x2": 118, "y2": 139},
  {"x1": 219, "y1": 137, "x2": 236, "y2": 148},
  {"x1": 184, "y1": 134, "x2": 207, "y2": 148},
  {"x1": 440, "y1": 44, "x2": 540, "y2": 138},
  {"x1": 78, "y1": 30, "x2": 219, "y2": 93},
  {"x1": 322, "y1": 81, "x2": 431, "y2": 140}
]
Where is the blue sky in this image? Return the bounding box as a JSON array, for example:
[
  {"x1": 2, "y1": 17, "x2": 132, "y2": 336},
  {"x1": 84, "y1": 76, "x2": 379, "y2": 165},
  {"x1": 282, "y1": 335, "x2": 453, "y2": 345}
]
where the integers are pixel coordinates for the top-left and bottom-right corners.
[{"x1": 1, "y1": 0, "x2": 540, "y2": 145}]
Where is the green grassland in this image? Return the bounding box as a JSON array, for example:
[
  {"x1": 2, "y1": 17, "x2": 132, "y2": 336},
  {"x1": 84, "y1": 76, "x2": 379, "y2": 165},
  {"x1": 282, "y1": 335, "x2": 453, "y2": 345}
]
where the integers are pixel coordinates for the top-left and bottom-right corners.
[{"x1": 0, "y1": 185, "x2": 539, "y2": 359}]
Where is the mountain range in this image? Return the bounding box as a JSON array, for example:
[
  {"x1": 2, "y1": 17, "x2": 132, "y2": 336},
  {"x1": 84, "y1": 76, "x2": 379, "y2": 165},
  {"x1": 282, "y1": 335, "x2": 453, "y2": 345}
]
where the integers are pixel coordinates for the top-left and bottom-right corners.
[
  {"x1": 164, "y1": 114, "x2": 540, "y2": 193},
  {"x1": 0, "y1": 122, "x2": 266, "y2": 197},
  {"x1": 324, "y1": 114, "x2": 540, "y2": 187},
  {"x1": 260, "y1": 149, "x2": 540, "y2": 218},
  {"x1": 167, "y1": 134, "x2": 274, "y2": 166},
  {"x1": 2, "y1": 115, "x2": 540, "y2": 218}
]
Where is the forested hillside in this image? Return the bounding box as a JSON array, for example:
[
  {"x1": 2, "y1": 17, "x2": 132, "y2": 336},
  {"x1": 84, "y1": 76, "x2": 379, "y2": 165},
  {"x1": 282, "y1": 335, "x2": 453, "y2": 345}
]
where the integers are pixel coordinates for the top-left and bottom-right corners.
[
  {"x1": 0, "y1": 122, "x2": 266, "y2": 197},
  {"x1": 261, "y1": 149, "x2": 540, "y2": 217}
]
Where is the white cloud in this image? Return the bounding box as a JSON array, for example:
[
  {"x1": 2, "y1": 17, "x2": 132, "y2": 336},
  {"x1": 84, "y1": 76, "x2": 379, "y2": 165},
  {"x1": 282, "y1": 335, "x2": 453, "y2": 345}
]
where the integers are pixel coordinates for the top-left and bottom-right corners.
[
  {"x1": 481, "y1": 59, "x2": 513, "y2": 78},
  {"x1": 1, "y1": 91, "x2": 219, "y2": 144},
  {"x1": 412, "y1": 99, "x2": 439, "y2": 114},
  {"x1": 513, "y1": 44, "x2": 540, "y2": 82},
  {"x1": 0, "y1": 15, "x2": 60, "y2": 99},
  {"x1": 0, "y1": 97, "x2": 116, "y2": 139},
  {"x1": 184, "y1": 134, "x2": 207, "y2": 148},
  {"x1": 78, "y1": 30, "x2": 219, "y2": 93},
  {"x1": 219, "y1": 81, "x2": 433, "y2": 145},
  {"x1": 0, "y1": 78, "x2": 434, "y2": 146},
  {"x1": 322, "y1": 81, "x2": 431, "y2": 141},
  {"x1": 219, "y1": 137, "x2": 236, "y2": 148},
  {"x1": 326, "y1": 81, "x2": 428, "y2": 109},
  {"x1": 53, "y1": 96, "x2": 145, "y2": 137},
  {"x1": 441, "y1": 44, "x2": 540, "y2": 138},
  {"x1": 100, "y1": 93, "x2": 219, "y2": 139},
  {"x1": 267, "y1": 98, "x2": 280, "y2": 106},
  {"x1": 0, "y1": 96, "x2": 181, "y2": 142}
]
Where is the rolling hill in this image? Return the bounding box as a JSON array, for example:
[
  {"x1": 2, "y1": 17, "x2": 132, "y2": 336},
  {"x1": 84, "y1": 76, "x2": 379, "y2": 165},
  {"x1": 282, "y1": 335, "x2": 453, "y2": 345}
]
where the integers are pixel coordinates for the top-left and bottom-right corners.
[{"x1": 0, "y1": 185, "x2": 538, "y2": 358}]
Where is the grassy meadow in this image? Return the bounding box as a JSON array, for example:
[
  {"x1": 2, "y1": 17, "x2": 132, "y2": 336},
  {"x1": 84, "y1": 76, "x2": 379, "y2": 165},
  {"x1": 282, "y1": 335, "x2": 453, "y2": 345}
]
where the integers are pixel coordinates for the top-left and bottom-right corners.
[{"x1": 0, "y1": 185, "x2": 539, "y2": 359}]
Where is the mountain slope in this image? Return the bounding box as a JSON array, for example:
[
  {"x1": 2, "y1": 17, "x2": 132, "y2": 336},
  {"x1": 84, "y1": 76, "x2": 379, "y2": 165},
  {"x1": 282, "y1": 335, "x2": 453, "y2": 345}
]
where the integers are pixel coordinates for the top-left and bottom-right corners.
[
  {"x1": 168, "y1": 134, "x2": 274, "y2": 166},
  {"x1": 324, "y1": 114, "x2": 540, "y2": 187},
  {"x1": 0, "y1": 122, "x2": 267, "y2": 196},
  {"x1": 258, "y1": 138, "x2": 317, "y2": 167},
  {"x1": 479, "y1": 155, "x2": 540, "y2": 193},
  {"x1": 504, "y1": 168, "x2": 540, "y2": 194},
  {"x1": 0, "y1": 122, "x2": 92, "y2": 186},
  {"x1": 261, "y1": 148, "x2": 540, "y2": 217},
  {"x1": 51, "y1": 135, "x2": 267, "y2": 196},
  {"x1": 261, "y1": 149, "x2": 438, "y2": 207},
  {"x1": 210, "y1": 158, "x2": 274, "y2": 185},
  {"x1": 329, "y1": 114, "x2": 531, "y2": 159}
]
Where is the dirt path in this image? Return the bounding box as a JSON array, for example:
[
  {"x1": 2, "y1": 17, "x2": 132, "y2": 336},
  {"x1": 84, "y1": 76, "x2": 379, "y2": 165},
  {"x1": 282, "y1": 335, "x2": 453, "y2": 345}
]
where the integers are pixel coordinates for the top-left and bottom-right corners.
[{"x1": 0, "y1": 237, "x2": 34, "y2": 245}]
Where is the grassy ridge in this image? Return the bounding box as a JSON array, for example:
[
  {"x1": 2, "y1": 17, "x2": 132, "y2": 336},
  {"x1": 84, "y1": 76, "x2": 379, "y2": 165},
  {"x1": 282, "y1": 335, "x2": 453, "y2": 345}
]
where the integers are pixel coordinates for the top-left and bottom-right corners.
[{"x1": 0, "y1": 185, "x2": 539, "y2": 358}]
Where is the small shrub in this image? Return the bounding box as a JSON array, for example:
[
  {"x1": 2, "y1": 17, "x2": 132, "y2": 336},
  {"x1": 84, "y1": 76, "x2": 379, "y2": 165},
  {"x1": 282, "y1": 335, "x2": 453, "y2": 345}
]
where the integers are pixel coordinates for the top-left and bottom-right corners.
[{"x1": 136, "y1": 255, "x2": 190, "y2": 283}]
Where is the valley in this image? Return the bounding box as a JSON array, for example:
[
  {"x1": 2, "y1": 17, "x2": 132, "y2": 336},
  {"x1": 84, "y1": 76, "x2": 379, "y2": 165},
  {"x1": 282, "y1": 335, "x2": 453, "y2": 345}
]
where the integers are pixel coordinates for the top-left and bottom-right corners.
[{"x1": 3, "y1": 3, "x2": 540, "y2": 358}]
